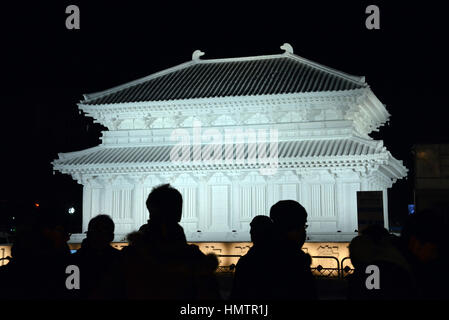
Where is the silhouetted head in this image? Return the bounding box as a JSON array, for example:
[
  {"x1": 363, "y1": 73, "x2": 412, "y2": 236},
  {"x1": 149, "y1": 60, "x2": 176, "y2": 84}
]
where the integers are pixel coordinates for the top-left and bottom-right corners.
[
  {"x1": 13, "y1": 209, "x2": 71, "y2": 259},
  {"x1": 401, "y1": 208, "x2": 448, "y2": 263},
  {"x1": 86, "y1": 214, "x2": 115, "y2": 249},
  {"x1": 349, "y1": 235, "x2": 374, "y2": 270},
  {"x1": 270, "y1": 200, "x2": 308, "y2": 246},
  {"x1": 360, "y1": 225, "x2": 390, "y2": 245},
  {"x1": 204, "y1": 253, "x2": 219, "y2": 273},
  {"x1": 249, "y1": 215, "x2": 274, "y2": 246},
  {"x1": 137, "y1": 220, "x2": 187, "y2": 247},
  {"x1": 11, "y1": 223, "x2": 42, "y2": 261},
  {"x1": 146, "y1": 184, "x2": 183, "y2": 224}
]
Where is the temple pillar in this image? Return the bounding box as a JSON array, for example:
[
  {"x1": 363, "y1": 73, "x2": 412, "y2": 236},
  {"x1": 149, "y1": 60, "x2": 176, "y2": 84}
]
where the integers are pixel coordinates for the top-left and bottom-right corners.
[
  {"x1": 82, "y1": 184, "x2": 92, "y2": 232},
  {"x1": 383, "y1": 188, "x2": 389, "y2": 230}
]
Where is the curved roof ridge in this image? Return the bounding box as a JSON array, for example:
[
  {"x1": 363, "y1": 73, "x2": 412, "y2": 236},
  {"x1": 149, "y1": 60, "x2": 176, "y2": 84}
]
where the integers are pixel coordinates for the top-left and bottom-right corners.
[
  {"x1": 81, "y1": 50, "x2": 368, "y2": 105},
  {"x1": 83, "y1": 60, "x2": 196, "y2": 102},
  {"x1": 286, "y1": 52, "x2": 366, "y2": 86}
]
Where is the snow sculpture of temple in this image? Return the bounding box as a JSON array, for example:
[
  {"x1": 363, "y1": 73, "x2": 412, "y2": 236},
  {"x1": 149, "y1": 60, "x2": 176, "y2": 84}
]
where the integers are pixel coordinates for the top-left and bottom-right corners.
[{"x1": 52, "y1": 44, "x2": 407, "y2": 242}]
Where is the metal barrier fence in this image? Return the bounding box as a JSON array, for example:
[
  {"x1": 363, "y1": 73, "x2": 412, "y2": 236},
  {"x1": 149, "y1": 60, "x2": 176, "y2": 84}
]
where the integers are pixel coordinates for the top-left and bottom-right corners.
[
  {"x1": 216, "y1": 254, "x2": 240, "y2": 273},
  {"x1": 0, "y1": 248, "x2": 6, "y2": 267},
  {"x1": 0, "y1": 257, "x2": 10, "y2": 266},
  {"x1": 216, "y1": 265, "x2": 236, "y2": 273},
  {"x1": 310, "y1": 256, "x2": 341, "y2": 278},
  {"x1": 340, "y1": 257, "x2": 354, "y2": 278},
  {"x1": 0, "y1": 249, "x2": 355, "y2": 278},
  {"x1": 215, "y1": 254, "x2": 354, "y2": 279}
]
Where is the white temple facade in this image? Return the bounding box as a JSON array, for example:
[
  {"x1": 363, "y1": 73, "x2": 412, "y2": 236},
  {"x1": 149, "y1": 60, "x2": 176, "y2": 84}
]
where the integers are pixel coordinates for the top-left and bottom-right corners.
[{"x1": 53, "y1": 44, "x2": 407, "y2": 242}]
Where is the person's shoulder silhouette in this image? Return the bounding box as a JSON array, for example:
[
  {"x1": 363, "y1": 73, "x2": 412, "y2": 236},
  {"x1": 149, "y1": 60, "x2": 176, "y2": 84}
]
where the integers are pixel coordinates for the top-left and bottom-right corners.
[
  {"x1": 269, "y1": 200, "x2": 316, "y2": 300},
  {"x1": 348, "y1": 225, "x2": 416, "y2": 300},
  {"x1": 231, "y1": 215, "x2": 275, "y2": 300},
  {"x1": 1, "y1": 210, "x2": 72, "y2": 299},
  {"x1": 118, "y1": 184, "x2": 220, "y2": 300},
  {"x1": 72, "y1": 214, "x2": 121, "y2": 299},
  {"x1": 400, "y1": 207, "x2": 449, "y2": 299}
]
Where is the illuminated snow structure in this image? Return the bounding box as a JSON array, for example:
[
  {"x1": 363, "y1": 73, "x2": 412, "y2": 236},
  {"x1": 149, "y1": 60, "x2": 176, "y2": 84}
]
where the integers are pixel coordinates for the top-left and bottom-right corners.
[{"x1": 52, "y1": 44, "x2": 407, "y2": 242}]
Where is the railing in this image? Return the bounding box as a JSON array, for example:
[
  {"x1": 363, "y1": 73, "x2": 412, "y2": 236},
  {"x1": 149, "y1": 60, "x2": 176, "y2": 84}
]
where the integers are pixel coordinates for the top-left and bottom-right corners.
[
  {"x1": 340, "y1": 257, "x2": 354, "y2": 278},
  {"x1": 0, "y1": 257, "x2": 11, "y2": 267},
  {"x1": 214, "y1": 254, "x2": 354, "y2": 279},
  {"x1": 216, "y1": 264, "x2": 236, "y2": 273},
  {"x1": 0, "y1": 248, "x2": 5, "y2": 266},
  {"x1": 310, "y1": 256, "x2": 341, "y2": 278},
  {"x1": 216, "y1": 254, "x2": 240, "y2": 273}
]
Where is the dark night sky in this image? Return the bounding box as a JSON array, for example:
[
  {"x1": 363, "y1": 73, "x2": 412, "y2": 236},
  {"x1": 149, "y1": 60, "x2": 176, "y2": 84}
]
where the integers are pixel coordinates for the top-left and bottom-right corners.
[{"x1": 1, "y1": 1, "x2": 448, "y2": 231}]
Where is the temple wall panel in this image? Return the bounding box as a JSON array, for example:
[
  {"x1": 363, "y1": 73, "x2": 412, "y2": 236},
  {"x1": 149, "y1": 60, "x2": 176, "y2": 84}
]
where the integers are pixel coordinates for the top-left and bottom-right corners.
[
  {"x1": 208, "y1": 184, "x2": 230, "y2": 231},
  {"x1": 76, "y1": 169, "x2": 383, "y2": 240},
  {"x1": 103, "y1": 187, "x2": 112, "y2": 217},
  {"x1": 82, "y1": 185, "x2": 92, "y2": 231},
  {"x1": 132, "y1": 183, "x2": 145, "y2": 230},
  {"x1": 382, "y1": 188, "x2": 389, "y2": 230},
  {"x1": 90, "y1": 188, "x2": 102, "y2": 223},
  {"x1": 178, "y1": 186, "x2": 199, "y2": 232},
  {"x1": 142, "y1": 186, "x2": 153, "y2": 223},
  {"x1": 281, "y1": 183, "x2": 298, "y2": 202},
  {"x1": 335, "y1": 180, "x2": 344, "y2": 232},
  {"x1": 341, "y1": 182, "x2": 360, "y2": 233},
  {"x1": 239, "y1": 186, "x2": 252, "y2": 220},
  {"x1": 321, "y1": 184, "x2": 335, "y2": 217},
  {"x1": 254, "y1": 185, "x2": 267, "y2": 218},
  {"x1": 238, "y1": 184, "x2": 267, "y2": 230},
  {"x1": 299, "y1": 181, "x2": 311, "y2": 217},
  {"x1": 110, "y1": 187, "x2": 134, "y2": 236},
  {"x1": 198, "y1": 179, "x2": 208, "y2": 231},
  {"x1": 310, "y1": 184, "x2": 321, "y2": 218}
]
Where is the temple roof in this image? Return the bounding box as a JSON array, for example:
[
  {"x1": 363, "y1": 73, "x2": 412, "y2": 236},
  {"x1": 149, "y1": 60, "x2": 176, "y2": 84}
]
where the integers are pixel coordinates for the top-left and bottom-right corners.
[
  {"x1": 53, "y1": 137, "x2": 407, "y2": 179},
  {"x1": 55, "y1": 138, "x2": 377, "y2": 165},
  {"x1": 81, "y1": 49, "x2": 368, "y2": 105}
]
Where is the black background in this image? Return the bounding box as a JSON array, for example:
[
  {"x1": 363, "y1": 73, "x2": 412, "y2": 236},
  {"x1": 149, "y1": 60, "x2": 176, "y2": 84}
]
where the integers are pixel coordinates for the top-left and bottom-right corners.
[{"x1": 1, "y1": 1, "x2": 448, "y2": 232}]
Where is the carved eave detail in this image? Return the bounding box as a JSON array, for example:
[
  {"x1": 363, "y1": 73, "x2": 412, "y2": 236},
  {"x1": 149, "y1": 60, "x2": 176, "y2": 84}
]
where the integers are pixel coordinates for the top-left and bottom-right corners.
[
  {"x1": 54, "y1": 152, "x2": 394, "y2": 176},
  {"x1": 345, "y1": 89, "x2": 390, "y2": 137},
  {"x1": 78, "y1": 89, "x2": 369, "y2": 131}
]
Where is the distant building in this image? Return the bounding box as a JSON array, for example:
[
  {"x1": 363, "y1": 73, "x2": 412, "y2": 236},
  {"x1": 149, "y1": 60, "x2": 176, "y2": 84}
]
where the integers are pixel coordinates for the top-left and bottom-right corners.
[
  {"x1": 413, "y1": 144, "x2": 449, "y2": 211},
  {"x1": 52, "y1": 44, "x2": 407, "y2": 242}
]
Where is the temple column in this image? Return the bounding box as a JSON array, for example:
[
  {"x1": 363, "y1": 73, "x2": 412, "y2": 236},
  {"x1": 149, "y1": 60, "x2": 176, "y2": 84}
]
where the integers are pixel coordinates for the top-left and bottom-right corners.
[
  {"x1": 103, "y1": 177, "x2": 113, "y2": 215},
  {"x1": 229, "y1": 172, "x2": 242, "y2": 231},
  {"x1": 197, "y1": 173, "x2": 209, "y2": 231},
  {"x1": 131, "y1": 175, "x2": 144, "y2": 230},
  {"x1": 335, "y1": 175, "x2": 345, "y2": 232},
  {"x1": 82, "y1": 184, "x2": 92, "y2": 232},
  {"x1": 383, "y1": 188, "x2": 389, "y2": 230}
]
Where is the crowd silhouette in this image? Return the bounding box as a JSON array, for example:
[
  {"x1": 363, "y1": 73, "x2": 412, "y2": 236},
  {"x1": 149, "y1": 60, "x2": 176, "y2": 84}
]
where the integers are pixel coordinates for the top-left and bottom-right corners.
[{"x1": 0, "y1": 183, "x2": 448, "y2": 300}]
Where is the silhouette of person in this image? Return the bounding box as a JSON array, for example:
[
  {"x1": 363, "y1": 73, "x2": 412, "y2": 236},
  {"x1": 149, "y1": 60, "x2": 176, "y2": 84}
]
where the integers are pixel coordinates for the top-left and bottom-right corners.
[
  {"x1": 400, "y1": 208, "x2": 449, "y2": 299},
  {"x1": 249, "y1": 215, "x2": 275, "y2": 246},
  {"x1": 231, "y1": 215, "x2": 275, "y2": 300},
  {"x1": 71, "y1": 214, "x2": 121, "y2": 299},
  {"x1": 0, "y1": 210, "x2": 71, "y2": 299},
  {"x1": 98, "y1": 184, "x2": 220, "y2": 299},
  {"x1": 347, "y1": 225, "x2": 415, "y2": 300},
  {"x1": 269, "y1": 200, "x2": 317, "y2": 300}
]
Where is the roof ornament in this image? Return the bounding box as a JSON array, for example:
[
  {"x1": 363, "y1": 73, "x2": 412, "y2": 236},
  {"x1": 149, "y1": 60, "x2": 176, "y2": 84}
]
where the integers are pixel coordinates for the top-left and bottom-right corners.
[
  {"x1": 280, "y1": 43, "x2": 294, "y2": 54},
  {"x1": 192, "y1": 50, "x2": 205, "y2": 60}
]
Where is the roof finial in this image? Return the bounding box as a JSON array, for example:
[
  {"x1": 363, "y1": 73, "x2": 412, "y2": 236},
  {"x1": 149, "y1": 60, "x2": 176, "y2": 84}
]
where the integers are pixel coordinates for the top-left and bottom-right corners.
[
  {"x1": 280, "y1": 43, "x2": 294, "y2": 54},
  {"x1": 192, "y1": 50, "x2": 205, "y2": 60}
]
